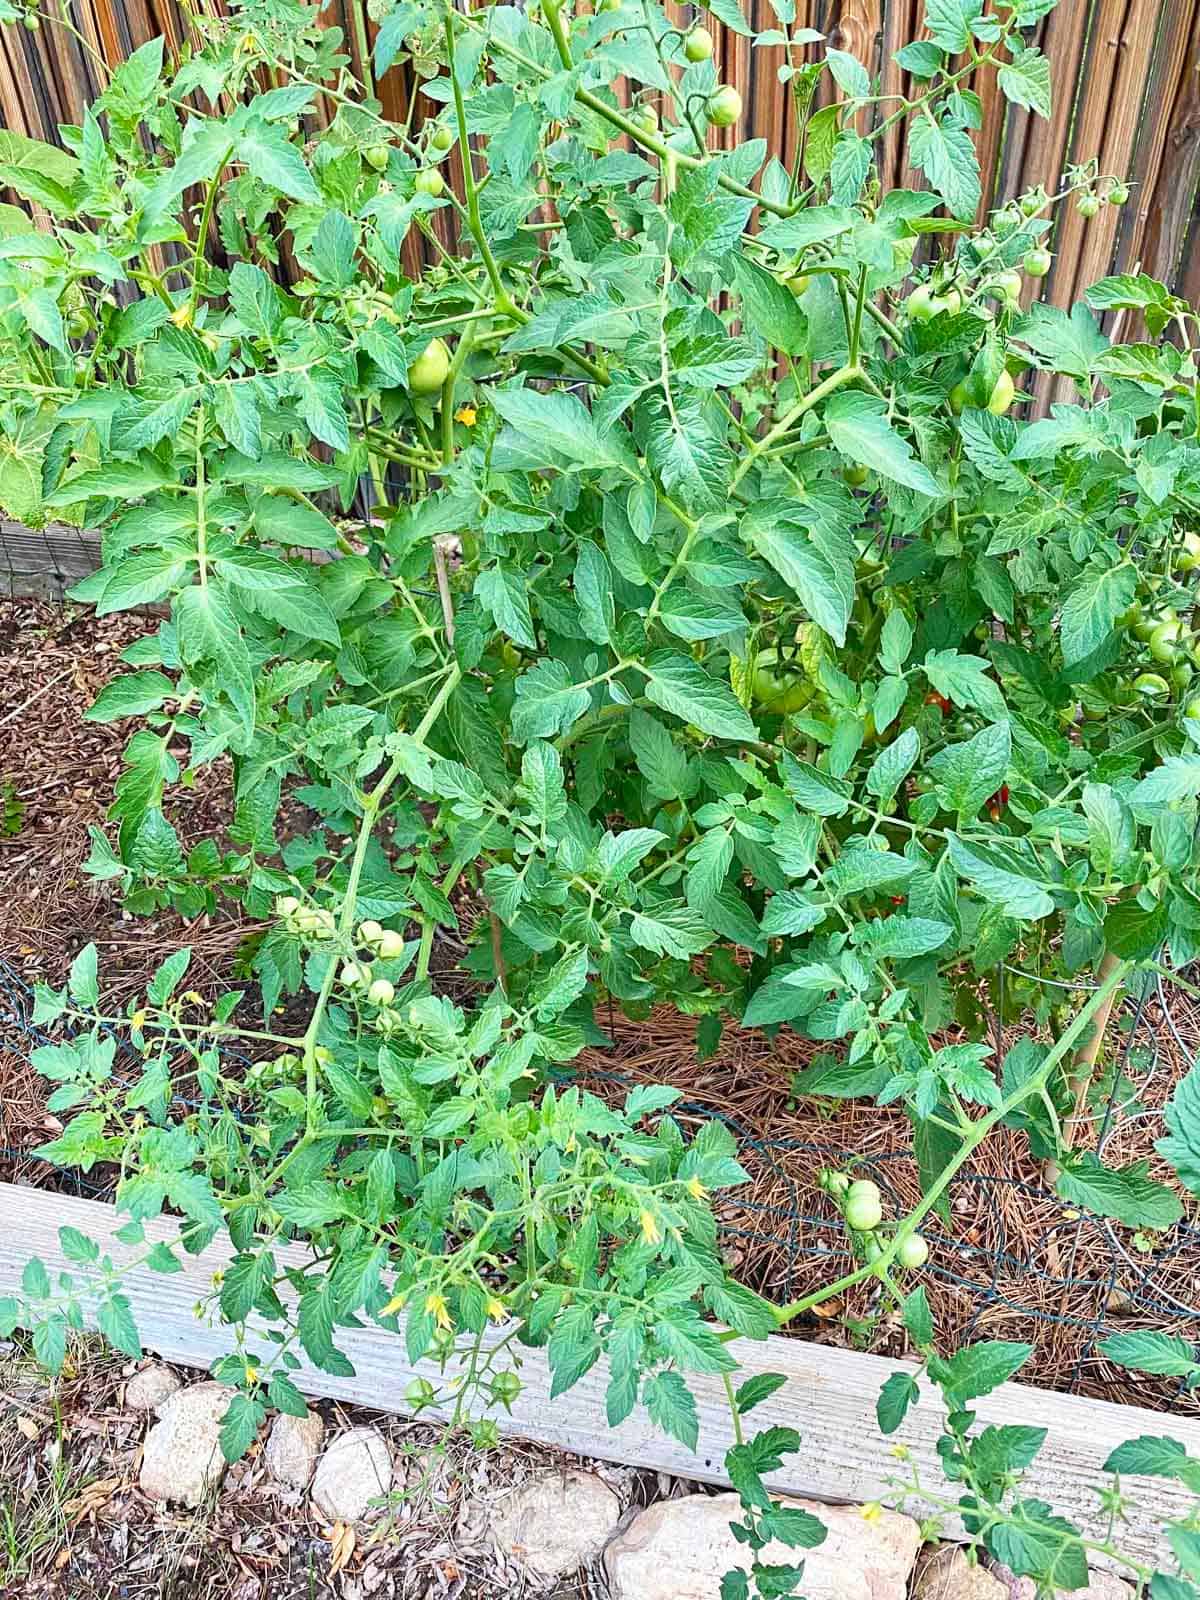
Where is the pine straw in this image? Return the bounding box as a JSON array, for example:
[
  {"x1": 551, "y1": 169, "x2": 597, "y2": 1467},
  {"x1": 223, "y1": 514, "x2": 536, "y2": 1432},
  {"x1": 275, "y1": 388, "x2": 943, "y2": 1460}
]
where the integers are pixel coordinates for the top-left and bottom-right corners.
[{"x1": 573, "y1": 992, "x2": 1200, "y2": 1414}]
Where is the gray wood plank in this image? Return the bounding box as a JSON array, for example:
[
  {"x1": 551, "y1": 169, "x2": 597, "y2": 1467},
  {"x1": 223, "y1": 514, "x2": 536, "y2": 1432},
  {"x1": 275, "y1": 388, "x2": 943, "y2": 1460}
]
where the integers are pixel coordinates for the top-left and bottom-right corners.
[{"x1": 0, "y1": 1180, "x2": 1190, "y2": 1573}]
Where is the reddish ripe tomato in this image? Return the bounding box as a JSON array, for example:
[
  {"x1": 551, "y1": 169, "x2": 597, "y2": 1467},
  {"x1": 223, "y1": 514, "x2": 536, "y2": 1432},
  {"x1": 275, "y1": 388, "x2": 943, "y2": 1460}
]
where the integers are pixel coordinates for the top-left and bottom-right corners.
[
  {"x1": 985, "y1": 784, "x2": 1010, "y2": 822},
  {"x1": 925, "y1": 692, "x2": 952, "y2": 714}
]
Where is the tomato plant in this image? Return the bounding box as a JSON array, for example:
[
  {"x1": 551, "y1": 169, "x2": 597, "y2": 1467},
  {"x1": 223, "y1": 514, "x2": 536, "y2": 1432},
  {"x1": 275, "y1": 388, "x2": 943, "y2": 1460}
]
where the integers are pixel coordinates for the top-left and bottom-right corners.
[{"x1": 1, "y1": 0, "x2": 1199, "y2": 1591}]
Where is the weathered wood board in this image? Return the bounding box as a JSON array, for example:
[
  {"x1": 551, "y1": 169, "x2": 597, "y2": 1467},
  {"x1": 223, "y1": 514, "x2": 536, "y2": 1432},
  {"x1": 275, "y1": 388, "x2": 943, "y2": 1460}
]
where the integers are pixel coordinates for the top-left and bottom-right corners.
[{"x1": 0, "y1": 1180, "x2": 1193, "y2": 1574}]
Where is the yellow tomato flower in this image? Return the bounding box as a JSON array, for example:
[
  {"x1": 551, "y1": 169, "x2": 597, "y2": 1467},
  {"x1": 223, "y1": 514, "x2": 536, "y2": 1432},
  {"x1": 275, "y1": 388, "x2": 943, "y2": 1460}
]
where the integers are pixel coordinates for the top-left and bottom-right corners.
[
  {"x1": 425, "y1": 1291, "x2": 452, "y2": 1330},
  {"x1": 686, "y1": 1175, "x2": 707, "y2": 1200},
  {"x1": 860, "y1": 1502, "x2": 883, "y2": 1524},
  {"x1": 486, "y1": 1296, "x2": 507, "y2": 1322},
  {"x1": 381, "y1": 1293, "x2": 406, "y2": 1317},
  {"x1": 640, "y1": 1209, "x2": 661, "y2": 1246},
  {"x1": 131, "y1": 1010, "x2": 147, "y2": 1031},
  {"x1": 454, "y1": 404, "x2": 477, "y2": 425}
]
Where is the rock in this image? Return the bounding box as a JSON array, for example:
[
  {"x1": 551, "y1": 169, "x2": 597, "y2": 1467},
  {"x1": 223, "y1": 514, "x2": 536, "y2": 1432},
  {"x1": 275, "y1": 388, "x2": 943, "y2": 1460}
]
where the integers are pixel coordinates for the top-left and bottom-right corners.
[
  {"x1": 124, "y1": 1364, "x2": 181, "y2": 1413},
  {"x1": 310, "y1": 1427, "x2": 393, "y2": 1524},
  {"x1": 139, "y1": 1382, "x2": 232, "y2": 1507},
  {"x1": 264, "y1": 1409, "x2": 325, "y2": 1491},
  {"x1": 914, "y1": 1546, "x2": 1006, "y2": 1599},
  {"x1": 603, "y1": 1493, "x2": 920, "y2": 1600},
  {"x1": 490, "y1": 1469, "x2": 621, "y2": 1576}
]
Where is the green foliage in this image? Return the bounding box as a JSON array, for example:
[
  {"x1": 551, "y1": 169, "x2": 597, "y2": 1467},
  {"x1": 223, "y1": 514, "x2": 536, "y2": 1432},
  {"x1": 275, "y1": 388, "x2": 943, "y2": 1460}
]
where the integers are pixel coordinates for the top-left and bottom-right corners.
[{"x1": 2, "y1": 0, "x2": 1199, "y2": 1590}]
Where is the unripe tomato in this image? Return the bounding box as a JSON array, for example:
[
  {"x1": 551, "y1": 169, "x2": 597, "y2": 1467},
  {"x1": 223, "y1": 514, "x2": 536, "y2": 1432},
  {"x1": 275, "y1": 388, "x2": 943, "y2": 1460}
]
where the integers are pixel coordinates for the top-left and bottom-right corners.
[
  {"x1": 707, "y1": 85, "x2": 742, "y2": 126},
  {"x1": 378, "y1": 928, "x2": 407, "y2": 959},
  {"x1": 1106, "y1": 179, "x2": 1129, "y2": 205},
  {"x1": 1172, "y1": 663, "x2": 1192, "y2": 691},
  {"x1": 1024, "y1": 247, "x2": 1052, "y2": 278},
  {"x1": 751, "y1": 649, "x2": 811, "y2": 714},
  {"x1": 843, "y1": 463, "x2": 870, "y2": 487},
  {"x1": 632, "y1": 104, "x2": 659, "y2": 134},
  {"x1": 1077, "y1": 192, "x2": 1100, "y2": 218},
  {"x1": 1176, "y1": 531, "x2": 1200, "y2": 571},
  {"x1": 341, "y1": 961, "x2": 369, "y2": 988},
  {"x1": 897, "y1": 1233, "x2": 929, "y2": 1269},
  {"x1": 408, "y1": 337, "x2": 451, "y2": 394},
  {"x1": 683, "y1": 24, "x2": 713, "y2": 60},
  {"x1": 785, "y1": 273, "x2": 811, "y2": 295},
  {"x1": 907, "y1": 283, "x2": 962, "y2": 320},
  {"x1": 1184, "y1": 694, "x2": 1200, "y2": 721},
  {"x1": 989, "y1": 269, "x2": 1023, "y2": 304},
  {"x1": 948, "y1": 381, "x2": 970, "y2": 414},
  {"x1": 276, "y1": 895, "x2": 300, "y2": 917},
  {"x1": 368, "y1": 977, "x2": 395, "y2": 1007},
  {"x1": 364, "y1": 144, "x2": 389, "y2": 171},
  {"x1": 1149, "y1": 618, "x2": 1186, "y2": 662},
  {"x1": 430, "y1": 124, "x2": 454, "y2": 151},
  {"x1": 358, "y1": 919, "x2": 384, "y2": 945},
  {"x1": 986, "y1": 369, "x2": 1016, "y2": 416},
  {"x1": 1020, "y1": 186, "x2": 1047, "y2": 217},
  {"x1": 1133, "y1": 671, "x2": 1170, "y2": 699},
  {"x1": 845, "y1": 1179, "x2": 883, "y2": 1232},
  {"x1": 414, "y1": 168, "x2": 444, "y2": 196},
  {"x1": 1117, "y1": 600, "x2": 1143, "y2": 631}
]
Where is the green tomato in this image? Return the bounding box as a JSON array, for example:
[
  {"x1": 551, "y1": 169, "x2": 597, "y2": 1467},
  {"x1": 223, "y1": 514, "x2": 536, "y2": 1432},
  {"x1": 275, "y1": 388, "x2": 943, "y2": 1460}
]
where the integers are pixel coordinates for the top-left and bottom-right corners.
[
  {"x1": 785, "y1": 272, "x2": 811, "y2": 295},
  {"x1": 1149, "y1": 618, "x2": 1186, "y2": 662},
  {"x1": 750, "y1": 649, "x2": 811, "y2": 714},
  {"x1": 414, "y1": 168, "x2": 444, "y2": 196},
  {"x1": 1117, "y1": 600, "x2": 1143, "y2": 631},
  {"x1": 632, "y1": 104, "x2": 659, "y2": 135},
  {"x1": 1020, "y1": 187, "x2": 1046, "y2": 217},
  {"x1": 364, "y1": 144, "x2": 389, "y2": 171},
  {"x1": 1024, "y1": 247, "x2": 1052, "y2": 278},
  {"x1": 897, "y1": 1233, "x2": 929, "y2": 1269},
  {"x1": 987, "y1": 368, "x2": 1016, "y2": 416},
  {"x1": 1176, "y1": 531, "x2": 1200, "y2": 572},
  {"x1": 408, "y1": 337, "x2": 451, "y2": 394},
  {"x1": 1183, "y1": 695, "x2": 1200, "y2": 721},
  {"x1": 706, "y1": 85, "x2": 742, "y2": 127},
  {"x1": 948, "y1": 381, "x2": 970, "y2": 414},
  {"x1": 843, "y1": 463, "x2": 870, "y2": 487},
  {"x1": 683, "y1": 24, "x2": 713, "y2": 60},
  {"x1": 907, "y1": 283, "x2": 962, "y2": 320},
  {"x1": 1172, "y1": 663, "x2": 1193, "y2": 691},
  {"x1": 1106, "y1": 179, "x2": 1130, "y2": 206},
  {"x1": 845, "y1": 1179, "x2": 883, "y2": 1232},
  {"x1": 430, "y1": 124, "x2": 454, "y2": 152},
  {"x1": 1077, "y1": 192, "x2": 1100, "y2": 218},
  {"x1": 1133, "y1": 671, "x2": 1170, "y2": 699},
  {"x1": 989, "y1": 269, "x2": 1024, "y2": 305}
]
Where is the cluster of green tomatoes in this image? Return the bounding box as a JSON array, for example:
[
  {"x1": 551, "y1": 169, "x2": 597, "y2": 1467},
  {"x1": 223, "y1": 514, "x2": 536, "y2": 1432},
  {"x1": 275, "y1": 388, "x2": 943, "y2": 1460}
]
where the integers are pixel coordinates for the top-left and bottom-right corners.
[
  {"x1": 818, "y1": 1168, "x2": 930, "y2": 1270},
  {"x1": 1119, "y1": 536, "x2": 1200, "y2": 713}
]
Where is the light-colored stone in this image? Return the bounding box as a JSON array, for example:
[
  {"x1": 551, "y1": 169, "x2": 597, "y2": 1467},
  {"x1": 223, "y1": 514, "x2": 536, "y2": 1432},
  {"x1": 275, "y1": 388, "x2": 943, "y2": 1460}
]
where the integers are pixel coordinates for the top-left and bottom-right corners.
[
  {"x1": 124, "y1": 1364, "x2": 181, "y2": 1413},
  {"x1": 603, "y1": 1493, "x2": 920, "y2": 1600},
  {"x1": 139, "y1": 1382, "x2": 231, "y2": 1507},
  {"x1": 264, "y1": 1409, "x2": 325, "y2": 1491},
  {"x1": 490, "y1": 1469, "x2": 621, "y2": 1576},
  {"x1": 914, "y1": 1546, "x2": 1006, "y2": 1600},
  {"x1": 310, "y1": 1427, "x2": 393, "y2": 1524}
]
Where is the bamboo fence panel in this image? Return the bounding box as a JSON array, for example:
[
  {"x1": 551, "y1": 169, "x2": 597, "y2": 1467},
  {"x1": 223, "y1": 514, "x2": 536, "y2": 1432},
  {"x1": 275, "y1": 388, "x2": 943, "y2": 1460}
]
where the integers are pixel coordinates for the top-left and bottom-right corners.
[{"x1": 0, "y1": 0, "x2": 1197, "y2": 303}]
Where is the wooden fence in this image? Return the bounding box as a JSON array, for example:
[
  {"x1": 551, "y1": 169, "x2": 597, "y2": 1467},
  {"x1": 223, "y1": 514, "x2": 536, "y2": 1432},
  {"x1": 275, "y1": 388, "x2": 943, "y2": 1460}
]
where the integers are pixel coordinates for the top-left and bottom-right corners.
[{"x1": 0, "y1": 0, "x2": 1198, "y2": 312}]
